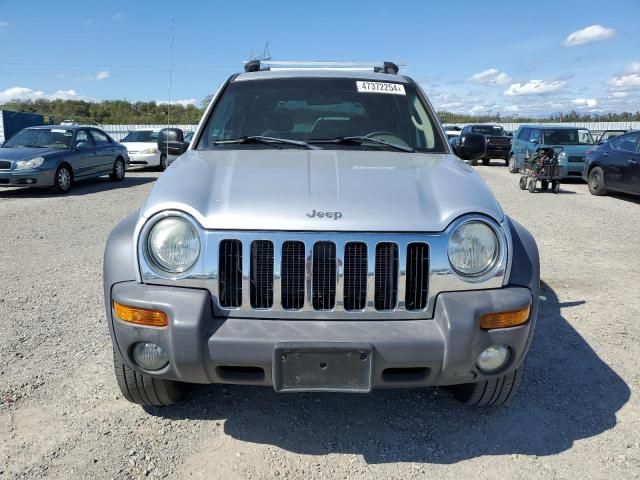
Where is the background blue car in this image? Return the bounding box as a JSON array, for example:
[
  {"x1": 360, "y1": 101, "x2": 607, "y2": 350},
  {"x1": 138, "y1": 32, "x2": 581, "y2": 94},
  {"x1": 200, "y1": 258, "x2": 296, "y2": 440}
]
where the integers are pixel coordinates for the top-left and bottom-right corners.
[
  {"x1": 0, "y1": 125, "x2": 129, "y2": 193},
  {"x1": 582, "y1": 130, "x2": 640, "y2": 197},
  {"x1": 509, "y1": 125, "x2": 594, "y2": 178}
]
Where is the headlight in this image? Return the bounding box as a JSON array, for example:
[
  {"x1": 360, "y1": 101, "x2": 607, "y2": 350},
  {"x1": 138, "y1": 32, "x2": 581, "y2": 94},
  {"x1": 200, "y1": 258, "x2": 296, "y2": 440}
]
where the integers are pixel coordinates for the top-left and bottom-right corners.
[
  {"x1": 146, "y1": 216, "x2": 200, "y2": 273},
  {"x1": 141, "y1": 147, "x2": 158, "y2": 154},
  {"x1": 447, "y1": 221, "x2": 499, "y2": 277},
  {"x1": 557, "y1": 152, "x2": 567, "y2": 160},
  {"x1": 15, "y1": 157, "x2": 44, "y2": 170}
]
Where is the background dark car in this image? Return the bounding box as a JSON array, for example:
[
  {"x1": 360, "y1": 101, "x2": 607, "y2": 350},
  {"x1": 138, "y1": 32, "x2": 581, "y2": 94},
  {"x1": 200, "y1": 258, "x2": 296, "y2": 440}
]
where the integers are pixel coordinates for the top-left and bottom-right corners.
[
  {"x1": 0, "y1": 126, "x2": 129, "y2": 193},
  {"x1": 583, "y1": 131, "x2": 640, "y2": 196},
  {"x1": 458, "y1": 124, "x2": 511, "y2": 166}
]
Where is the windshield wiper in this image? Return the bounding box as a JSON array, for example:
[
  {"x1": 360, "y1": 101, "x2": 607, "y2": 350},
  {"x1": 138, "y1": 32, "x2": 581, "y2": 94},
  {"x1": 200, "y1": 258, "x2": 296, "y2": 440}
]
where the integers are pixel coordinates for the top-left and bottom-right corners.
[
  {"x1": 23, "y1": 144, "x2": 47, "y2": 148},
  {"x1": 309, "y1": 136, "x2": 415, "y2": 153},
  {"x1": 212, "y1": 136, "x2": 318, "y2": 150}
]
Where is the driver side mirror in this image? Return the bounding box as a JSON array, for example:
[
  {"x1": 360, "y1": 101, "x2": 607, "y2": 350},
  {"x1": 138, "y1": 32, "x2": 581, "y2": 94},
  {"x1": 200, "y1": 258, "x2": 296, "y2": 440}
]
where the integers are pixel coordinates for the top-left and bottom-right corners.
[{"x1": 456, "y1": 133, "x2": 486, "y2": 161}]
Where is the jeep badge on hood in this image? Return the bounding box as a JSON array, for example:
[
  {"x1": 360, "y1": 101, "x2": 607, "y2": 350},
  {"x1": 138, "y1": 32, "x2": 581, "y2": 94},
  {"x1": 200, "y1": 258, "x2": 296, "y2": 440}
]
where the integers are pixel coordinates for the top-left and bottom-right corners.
[{"x1": 306, "y1": 210, "x2": 343, "y2": 220}]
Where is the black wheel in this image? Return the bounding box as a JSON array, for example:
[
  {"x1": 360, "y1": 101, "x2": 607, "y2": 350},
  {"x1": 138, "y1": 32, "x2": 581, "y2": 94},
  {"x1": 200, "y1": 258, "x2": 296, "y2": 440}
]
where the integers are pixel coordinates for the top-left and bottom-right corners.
[
  {"x1": 449, "y1": 364, "x2": 524, "y2": 407},
  {"x1": 508, "y1": 154, "x2": 519, "y2": 173},
  {"x1": 110, "y1": 158, "x2": 125, "y2": 182},
  {"x1": 113, "y1": 350, "x2": 187, "y2": 406},
  {"x1": 528, "y1": 178, "x2": 536, "y2": 193},
  {"x1": 482, "y1": 158, "x2": 490, "y2": 166},
  {"x1": 470, "y1": 158, "x2": 478, "y2": 166},
  {"x1": 504, "y1": 157, "x2": 509, "y2": 166},
  {"x1": 519, "y1": 176, "x2": 527, "y2": 190},
  {"x1": 552, "y1": 181, "x2": 560, "y2": 194},
  {"x1": 540, "y1": 180, "x2": 549, "y2": 191},
  {"x1": 158, "y1": 153, "x2": 168, "y2": 172},
  {"x1": 588, "y1": 167, "x2": 607, "y2": 196},
  {"x1": 53, "y1": 164, "x2": 73, "y2": 193}
]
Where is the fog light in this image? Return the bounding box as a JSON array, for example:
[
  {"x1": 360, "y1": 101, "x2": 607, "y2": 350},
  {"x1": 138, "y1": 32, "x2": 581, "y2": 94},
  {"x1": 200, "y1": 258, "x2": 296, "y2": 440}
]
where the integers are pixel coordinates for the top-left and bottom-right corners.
[
  {"x1": 476, "y1": 345, "x2": 510, "y2": 373},
  {"x1": 132, "y1": 342, "x2": 169, "y2": 371}
]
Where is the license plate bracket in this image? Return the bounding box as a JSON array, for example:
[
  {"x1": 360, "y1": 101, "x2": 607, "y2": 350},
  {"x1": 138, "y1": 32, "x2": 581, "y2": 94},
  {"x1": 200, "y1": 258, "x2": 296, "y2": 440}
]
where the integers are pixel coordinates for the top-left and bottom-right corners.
[{"x1": 273, "y1": 343, "x2": 374, "y2": 393}]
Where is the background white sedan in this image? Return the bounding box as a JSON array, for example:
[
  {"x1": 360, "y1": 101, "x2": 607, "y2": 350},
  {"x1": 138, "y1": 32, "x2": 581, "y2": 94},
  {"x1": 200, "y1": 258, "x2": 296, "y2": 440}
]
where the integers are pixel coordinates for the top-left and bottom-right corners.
[{"x1": 120, "y1": 130, "x2": 167, "y2": 171}]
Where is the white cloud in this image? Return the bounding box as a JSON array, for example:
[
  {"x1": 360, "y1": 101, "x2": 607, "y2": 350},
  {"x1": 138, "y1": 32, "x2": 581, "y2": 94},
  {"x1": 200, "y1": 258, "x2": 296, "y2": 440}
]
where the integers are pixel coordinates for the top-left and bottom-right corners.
[
  {"x1": 96, "y1": 71, "x2": 111, "y2": 80},
  {"x1": 564, "y1": 25, "x2": 616, "y2": 47},
  {"x1": 467, "y1": 68, "x2": 512, "y2": 86},
  {"x1": 607, "y1": 62, "x2": 640, "y2": 90},
  {"x1": 505, "y1": 105, "x2": 520, "y2": 112},
  {"x1": 504, "y1": 79, "x2": 566, "y2": 96},
  {"x1": 469, "y1": 105, "x2": 485, "y2": 115},
  {"x1": 610, "y1": 91, "x2": 628, "y2": 98},
  {"x1": 572, "y1": 98, "x2": 598, "y2": 108},
  {"x1": 112, "y1": 12, "x2": 124, "y2": 21},
  {"x1": 156, "y1": 99, "x2": 197, "y2": 107},
  {"x1": 0, "y1": 86, "x2": 89, "y2": 103},
  {"x1": 0, "y1": 20, "x2": 8, "y2": 29}
]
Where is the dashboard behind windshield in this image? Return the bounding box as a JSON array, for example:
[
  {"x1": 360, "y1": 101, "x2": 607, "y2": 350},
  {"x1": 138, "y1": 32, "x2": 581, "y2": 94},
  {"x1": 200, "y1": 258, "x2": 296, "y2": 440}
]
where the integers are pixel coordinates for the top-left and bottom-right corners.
[{"x1": 197, "y1": 77, "x2": 447, "y2": 152}]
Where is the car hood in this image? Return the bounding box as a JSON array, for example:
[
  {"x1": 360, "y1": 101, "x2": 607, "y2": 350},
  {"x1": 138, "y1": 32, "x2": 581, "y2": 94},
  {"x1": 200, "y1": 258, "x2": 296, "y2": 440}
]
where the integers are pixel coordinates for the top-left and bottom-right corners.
[
  {"x1": 139, "y1": 150, "x2": 504, "y2": 232},
  {"x1": 0, "y1": 147, "x2": 62, "y2": 161}
]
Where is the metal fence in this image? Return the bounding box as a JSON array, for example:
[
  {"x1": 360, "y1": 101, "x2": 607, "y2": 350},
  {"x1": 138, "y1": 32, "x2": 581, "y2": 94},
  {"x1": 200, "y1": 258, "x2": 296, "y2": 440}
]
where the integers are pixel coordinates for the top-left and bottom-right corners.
[
  {"x1": 102, "y1": 124, "x2": 198, "y2": 141},
  {"x1": 100, "y1": 121, "x2": 640, "y2": 142}
]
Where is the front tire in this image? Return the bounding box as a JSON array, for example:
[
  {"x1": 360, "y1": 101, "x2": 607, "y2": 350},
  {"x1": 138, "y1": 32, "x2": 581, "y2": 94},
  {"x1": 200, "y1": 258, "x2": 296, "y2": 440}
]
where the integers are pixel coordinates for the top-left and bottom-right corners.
[
  {"x1": 158, "y1": 153, "x2": 168, "y2": 172},
  {"x1": 470, "y1": 158, "x2": 478, "y2": 166},
  {"x1": 113, "y1": 350, "x2": 187, "y2": 406},
  {"x1": 482, "y1": 158, "x2": 490, "y2": 166},
  {"x1": 519, "y1": 176, "x2": 527, "y2": 190},
  {"x1": 528, "y1": 178, "x2": 536, "y2": 193},
  {"x1": 508, "y1": 154, "x2": 519, "y2": 173},
  {"x1": 53, "y1": 165, "x2": 73, "y2": 194},
  {"x1": 588, "y1": 167, "x2": 607, "y2": 196},
  {"x1": 110, "y1": 158, "x2": 125, "y2": 182},
  {"x1": 449, "y1": 365, "x2": 524, "y2": 407}
]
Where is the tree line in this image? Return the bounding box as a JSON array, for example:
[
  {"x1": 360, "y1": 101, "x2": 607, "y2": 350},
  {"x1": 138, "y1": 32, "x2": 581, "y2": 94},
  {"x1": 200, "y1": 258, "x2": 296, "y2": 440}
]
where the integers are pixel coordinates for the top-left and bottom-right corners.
[
  {"x1": 0, "y1": 99, "x2": 204, "y2": 125},
  {"x1": 1, "y1": 99, "x2": 639, "y2": 125}
]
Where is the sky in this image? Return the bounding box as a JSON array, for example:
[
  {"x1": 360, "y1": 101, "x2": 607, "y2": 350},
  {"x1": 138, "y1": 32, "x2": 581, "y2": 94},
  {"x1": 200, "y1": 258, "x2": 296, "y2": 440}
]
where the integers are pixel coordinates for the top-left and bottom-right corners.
[{"x1": 0, "y1": 0, "x2": 639, "y2": 117}]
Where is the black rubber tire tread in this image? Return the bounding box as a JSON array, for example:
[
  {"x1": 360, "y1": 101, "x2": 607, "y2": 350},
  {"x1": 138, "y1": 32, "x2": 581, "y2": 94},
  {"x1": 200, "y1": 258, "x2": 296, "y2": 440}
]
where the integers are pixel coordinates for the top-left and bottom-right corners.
[
  {"x1": 470, "y1": 158, "x2": 478, "y2": 166},
  {"x1": 528, "y1": 179, "x2": 536, "y2": 193},
  {"x1": 449, "y1": 365, "x2": 524, "y2": 407},
  {"x1": 508, "y1": 155, "x2": 519, "y2": 173},
  {"x1": 109, "y1": 158, "x2": 125, "y2": 181},
  {"x1": 540, "y1": 180, "x2": 549, "y2": 191},
  {"x1": 113, "y1": 350, "x2": 186, "y2": 406},
  {"x1": 158, "y1": 154, "x2": 167, "y2": 172},
  {"x1": 519, "y1": 176, "x2": 527, "y2": 190},
  {"x1": 588, "y1": 166, "x2": 607, "y2": 196},
  {"x1": 482, "y1": 158, "x2": 490, "y2": 165},
  {"x1": 53, "y1": 165, "x2": 73, "y2": 194}
]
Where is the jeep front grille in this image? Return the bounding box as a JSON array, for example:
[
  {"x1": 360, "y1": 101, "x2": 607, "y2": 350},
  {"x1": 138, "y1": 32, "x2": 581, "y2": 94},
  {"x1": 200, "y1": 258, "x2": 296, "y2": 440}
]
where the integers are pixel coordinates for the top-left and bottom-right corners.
[
  {"x1": 405, "y1": 243, "x2": 429, "y2": 311},
  {"x1": 216, "y1": 236, "x2": 430, "y2": 315},
  {"x1": 219, "y1": 239, "x2": 243, "y2": 308},
  {"x1": 281, "y1": 240, "x2": 305, "y2": 310},
  {"x1": 343, "y1": 242, "x2": 367, "y2": 311},
  {"x1": 374, "y1": 242, "x2": 399, "y2": 311},
  {"x1": 311, "y1": 242, "x2": 337, "y2": 310}
]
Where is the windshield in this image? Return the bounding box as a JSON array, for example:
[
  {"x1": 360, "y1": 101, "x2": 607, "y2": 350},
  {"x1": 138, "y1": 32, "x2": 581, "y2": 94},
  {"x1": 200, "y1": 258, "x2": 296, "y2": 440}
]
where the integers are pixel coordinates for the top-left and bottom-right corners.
[
  {"x1": 470, "y1": 125, "x2": 505, "y2": 136},
  {"x1": 197, "y1": 77, "x2": 446, "y2": 152},
  {"x1": 543, "y1": 128, "x2": 594, "y2": 145},
  {"x1": 3, "y1": 128, "x2": 73, "y2": 149},
  {"x1": 121, "y1": 130, "x2": 159, "y2": 143}
]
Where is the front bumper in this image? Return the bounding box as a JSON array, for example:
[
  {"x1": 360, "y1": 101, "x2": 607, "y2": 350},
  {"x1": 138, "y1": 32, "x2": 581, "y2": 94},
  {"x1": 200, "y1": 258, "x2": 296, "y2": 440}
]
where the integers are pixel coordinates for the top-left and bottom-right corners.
[
  {"x1": 128, "y1": 152, "x2": 160, "y2": 167},
  {"x1": 109, "y1": 282, "x2": 535, "y2": 389},
  {"x1": 485, "y1": 146, "x2": 510, "y2": 159},
  {"x1": 0, "y1": 169, "x2": 55, "y2": 187}
]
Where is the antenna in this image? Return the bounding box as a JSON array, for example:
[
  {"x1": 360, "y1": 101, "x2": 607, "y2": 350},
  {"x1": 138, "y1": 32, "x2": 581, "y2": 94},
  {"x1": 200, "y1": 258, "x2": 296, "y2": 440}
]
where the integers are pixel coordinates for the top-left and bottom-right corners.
[
  {"x1": 167, "y1": 19, "x2": 175, "y2": 131},
  {"x1": 261, "y1": 42, "x2": 271, "y2": 61}
]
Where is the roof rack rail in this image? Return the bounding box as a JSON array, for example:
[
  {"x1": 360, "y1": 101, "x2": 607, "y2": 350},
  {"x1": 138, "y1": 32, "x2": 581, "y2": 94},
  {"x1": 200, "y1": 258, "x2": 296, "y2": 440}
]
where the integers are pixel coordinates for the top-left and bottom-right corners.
[{"x1": 243, "y1": 60, "x2": 402, "y2": 74}]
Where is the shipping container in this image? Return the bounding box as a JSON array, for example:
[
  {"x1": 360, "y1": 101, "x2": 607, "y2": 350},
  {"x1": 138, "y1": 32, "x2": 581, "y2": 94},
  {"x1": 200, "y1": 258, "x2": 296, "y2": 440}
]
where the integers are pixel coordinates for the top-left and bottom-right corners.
[{"x1": 0, "y1": 110, "x2": 46, "y2": 143}]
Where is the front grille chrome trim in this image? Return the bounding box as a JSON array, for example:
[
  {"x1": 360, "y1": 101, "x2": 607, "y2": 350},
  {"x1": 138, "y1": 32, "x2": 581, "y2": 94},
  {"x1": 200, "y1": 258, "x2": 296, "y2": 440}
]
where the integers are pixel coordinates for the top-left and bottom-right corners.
[{"x1": 138, "y1": 214, "x2": 509, "y2": 320}]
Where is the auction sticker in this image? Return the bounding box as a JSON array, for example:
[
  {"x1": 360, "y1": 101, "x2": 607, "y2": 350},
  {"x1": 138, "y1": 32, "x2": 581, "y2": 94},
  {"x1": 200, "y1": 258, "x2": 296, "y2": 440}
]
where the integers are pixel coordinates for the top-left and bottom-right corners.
[{"x1": 356, "y1": 81, "x2": 405, "y2": 95}]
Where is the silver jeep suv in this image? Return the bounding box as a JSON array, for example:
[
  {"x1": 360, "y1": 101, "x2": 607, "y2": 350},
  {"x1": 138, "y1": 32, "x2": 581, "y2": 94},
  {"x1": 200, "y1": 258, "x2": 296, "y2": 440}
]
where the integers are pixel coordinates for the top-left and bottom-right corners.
[{"x1": 104, "y1": 61, "x2": 539, "y2": 407}]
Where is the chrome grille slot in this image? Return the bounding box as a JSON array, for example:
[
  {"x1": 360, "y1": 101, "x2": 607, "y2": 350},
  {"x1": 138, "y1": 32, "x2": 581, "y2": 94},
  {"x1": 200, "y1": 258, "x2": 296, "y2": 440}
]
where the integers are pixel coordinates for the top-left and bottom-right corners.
[
  {"x1": 343, "y1": 242, "x2": 367, "y2": 311},
  {"x1": 0, "y1": 161, "x2": 11, "y2": 170},
  {"x1": 312, "y1": 241, "x2": 336, "y2": 310},
  {"x1": 281, "y1": 241, "x2": 305, "y2": 310},
  {"x1": 375, "y1": 242, "x2": 398, "y2": 311},
  {"x1": 219, "y1": 239, "x2": 243, "y2": 308},
  {"x1": 250, "y1": 240, "x2": 274, "y2": 309},
  {"x1": 405, "y1": 243, "x2": 429, "y2": 311}
]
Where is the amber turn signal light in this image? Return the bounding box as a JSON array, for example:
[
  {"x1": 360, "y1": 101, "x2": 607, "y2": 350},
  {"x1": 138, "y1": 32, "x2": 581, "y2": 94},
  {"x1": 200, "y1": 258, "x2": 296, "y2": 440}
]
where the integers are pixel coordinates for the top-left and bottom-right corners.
[
  {"x1": 480, "y1": 305, "x2": 530, "y2": 330},
  {"x1": 113, "y1": 302, "x2": 168, "y2": 327}
]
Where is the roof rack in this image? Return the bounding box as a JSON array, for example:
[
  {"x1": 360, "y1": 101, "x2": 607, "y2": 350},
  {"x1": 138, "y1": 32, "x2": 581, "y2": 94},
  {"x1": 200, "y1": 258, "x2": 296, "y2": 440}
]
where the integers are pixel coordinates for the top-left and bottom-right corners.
[{"x1": 243, "y1": 60, "x2": 401, "y2": 75}]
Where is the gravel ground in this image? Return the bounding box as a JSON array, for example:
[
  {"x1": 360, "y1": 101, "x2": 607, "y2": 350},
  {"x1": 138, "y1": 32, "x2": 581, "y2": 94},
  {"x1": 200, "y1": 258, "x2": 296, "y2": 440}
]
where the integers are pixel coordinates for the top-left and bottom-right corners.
[{"x1": 0, "y1": 163, "x2": 638, "y2": 479}]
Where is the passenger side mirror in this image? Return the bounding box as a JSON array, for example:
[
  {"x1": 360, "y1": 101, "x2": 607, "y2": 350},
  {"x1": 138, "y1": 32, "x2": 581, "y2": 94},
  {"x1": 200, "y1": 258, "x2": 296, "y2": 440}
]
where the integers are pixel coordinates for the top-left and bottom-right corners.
[{"x1": 456, "y1": 133, "x2": 486, "y2": 161}]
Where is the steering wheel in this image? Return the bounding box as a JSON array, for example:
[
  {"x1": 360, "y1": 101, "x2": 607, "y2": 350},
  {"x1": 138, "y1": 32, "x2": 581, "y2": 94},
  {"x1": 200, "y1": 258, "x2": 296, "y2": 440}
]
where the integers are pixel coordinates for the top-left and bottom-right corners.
[{"x1": 364, "y1": 131, "x2": 410, "y2": 147}]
